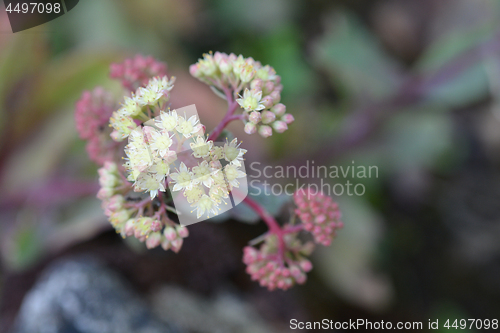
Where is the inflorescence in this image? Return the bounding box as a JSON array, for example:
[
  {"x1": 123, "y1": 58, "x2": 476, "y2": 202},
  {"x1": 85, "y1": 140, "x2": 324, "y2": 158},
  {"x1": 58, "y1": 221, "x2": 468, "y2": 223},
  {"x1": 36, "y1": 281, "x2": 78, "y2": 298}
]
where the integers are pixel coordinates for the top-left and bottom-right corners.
[{"x1": 75, "y1": 53, "x2": 342, "y2": 291}]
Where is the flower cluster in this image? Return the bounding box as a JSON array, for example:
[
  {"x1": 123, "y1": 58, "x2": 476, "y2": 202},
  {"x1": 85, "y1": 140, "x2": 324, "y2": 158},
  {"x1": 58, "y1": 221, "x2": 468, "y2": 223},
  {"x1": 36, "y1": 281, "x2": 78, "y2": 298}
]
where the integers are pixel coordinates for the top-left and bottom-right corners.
[
  {"x1": 170, "y1": 137, "x2": 247, "y2": 219},
  {"x1": 190, "y1": 52, "x2": 294, "y2": 138},
  {"x1": 96, "y1": 161, "x2": 189, "y2": 252},
  {"x1": 75, "y1": 87, "x2": 117, "y2": 165},
  {"x1": 110, "y1": 54, "x2": 168, "y2": 91},
  {"x1": 109, "y1": 75, "x2": 175, "y2": 141},
  {"x1": 76, "y1": 53, "x2": 342, "y2": 293},
  {"x1": 243, "y1": 233, "x2": 314, "y2": 291},
  {"x1": 122, "y1": 110, "x2": 202, "y2": 198},
  {"x1": 294, "y1": 188, "x2": 344, "y2": 246}
]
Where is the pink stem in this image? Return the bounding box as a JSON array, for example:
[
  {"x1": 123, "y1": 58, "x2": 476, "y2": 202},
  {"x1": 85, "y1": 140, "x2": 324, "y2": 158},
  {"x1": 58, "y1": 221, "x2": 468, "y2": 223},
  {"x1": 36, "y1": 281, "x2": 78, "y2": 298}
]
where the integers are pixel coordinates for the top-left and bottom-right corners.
[
  {"x1": 240, "y1": 194, "x2": 287, "y2": 264},
  {"x1": 208, "y1": 85, "x2": 242, "y2": 141},
  {"x1": 282, "y1": 224, "x2": 304, "y2": 234}
]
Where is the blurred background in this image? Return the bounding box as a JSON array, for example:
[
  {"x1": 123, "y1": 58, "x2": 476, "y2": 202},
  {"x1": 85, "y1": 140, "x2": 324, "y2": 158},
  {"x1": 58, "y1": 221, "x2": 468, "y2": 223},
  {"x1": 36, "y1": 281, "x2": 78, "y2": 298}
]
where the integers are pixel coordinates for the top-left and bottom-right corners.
[{"x1": 2, "y1": 0, "x2": 500, "y2": 332}]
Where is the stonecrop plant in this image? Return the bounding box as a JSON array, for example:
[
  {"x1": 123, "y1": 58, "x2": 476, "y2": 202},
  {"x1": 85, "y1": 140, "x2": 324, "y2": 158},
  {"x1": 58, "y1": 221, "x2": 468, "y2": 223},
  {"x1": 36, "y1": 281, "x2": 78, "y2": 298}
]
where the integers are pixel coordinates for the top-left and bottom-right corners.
[{"x1": 75, "y1": 52, "x2": 343, "y2": 290}]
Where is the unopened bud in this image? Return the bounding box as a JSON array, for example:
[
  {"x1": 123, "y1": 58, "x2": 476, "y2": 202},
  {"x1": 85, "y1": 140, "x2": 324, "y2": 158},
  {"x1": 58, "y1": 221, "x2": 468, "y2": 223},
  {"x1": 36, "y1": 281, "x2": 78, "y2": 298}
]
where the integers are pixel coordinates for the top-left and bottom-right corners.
[
  {"x1": 272, "y1": 120, "x2": 288, "y2": 133},
  {"x1": 261, "y1": 111, "x2": 276, "y2": 124},
  {"x1": 249, "y1": 111, "x2": 261, "y2": 124},
  {"x1": 270, "y1": 91, "x2": 281, "y2": 104},
  {"x1": 244, "y1": 122, "x2": 257, "y2": 134},
  {"x1": 261, "y1": 96, "x2": 274, "y2": 109},
  {"x1": 171, "y1": 238, "x2": 183, "y2": 253},
  {"x1": 189, "y1": 64, "x2": 201, "y2": 78},
  {"x1": 271, "y1": 103, "x2": 286, "y2": 116},
  {"x1": 146, "y1": 232, "x2": 162, "y2": 249},
  {"x1": 250, "y1": 78, "x2": 263, "y2": 91},
  {"x1": 258, "y1": 125, "x2": 273, "y2": 138},
  {"x1": 176, "y1": 225, "x2": 189, "y2": 238},
  {"x1": 263, "y1": 81, "x2": 274, "y2": 95},
  {"x1": 281, "y1": 113, "x2": 294, "y2": 124},
  {"x1": 164, "y1": 226, "x2": 177, "y2": 241}
]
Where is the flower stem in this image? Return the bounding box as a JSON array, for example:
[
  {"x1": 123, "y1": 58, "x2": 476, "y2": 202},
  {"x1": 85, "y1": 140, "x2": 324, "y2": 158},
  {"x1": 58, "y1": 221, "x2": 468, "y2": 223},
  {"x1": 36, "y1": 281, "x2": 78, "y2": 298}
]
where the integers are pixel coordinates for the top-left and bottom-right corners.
[
  {"x1": 208, "y1": 85, "x2": 242, "y2": 141},
  {"x1": 240, "y1": 194, "x2": 286, "y2": 262}
]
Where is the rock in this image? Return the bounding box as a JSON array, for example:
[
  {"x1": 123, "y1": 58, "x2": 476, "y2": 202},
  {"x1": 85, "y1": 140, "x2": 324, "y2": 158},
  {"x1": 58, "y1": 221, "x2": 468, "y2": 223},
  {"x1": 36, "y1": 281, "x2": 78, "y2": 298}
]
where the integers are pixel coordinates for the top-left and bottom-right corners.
[
  {"x1": 150, "y1": 285, "x2": 289, "y2": 333},
  {"x1": 10, "y1": 256, "x2": 180, "y2": 333}
]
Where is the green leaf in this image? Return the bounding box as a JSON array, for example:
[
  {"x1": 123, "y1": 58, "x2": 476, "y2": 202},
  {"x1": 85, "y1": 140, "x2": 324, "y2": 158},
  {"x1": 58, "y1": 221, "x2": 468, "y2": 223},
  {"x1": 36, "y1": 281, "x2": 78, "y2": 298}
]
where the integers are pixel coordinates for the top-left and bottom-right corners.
[
  {"x1": 2, "y1": 211, "x2": 44, "y2": 271},
  {"x1": 383, "y1": 108, "x2": 454, "y2": 171},
  {"x1": 312, "y1": 11, "x2": 402, "y2": 100},
  {"x1": 416, "y1": 17, "x2": 496, "y2": 108},
  {"x1": 314, "y1": 196, "x2": 393, "y2": 310}
]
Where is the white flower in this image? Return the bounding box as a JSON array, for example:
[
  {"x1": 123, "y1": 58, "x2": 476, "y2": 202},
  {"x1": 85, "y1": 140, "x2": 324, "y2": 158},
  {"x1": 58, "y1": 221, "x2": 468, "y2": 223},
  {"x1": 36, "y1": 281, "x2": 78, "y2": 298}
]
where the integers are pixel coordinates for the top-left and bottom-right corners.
[
  {"x1": 125, "y1": 143, "x2": 153, "y2": 173},
  {"x1": 156, "y1": 110, "x2": 178, "y2": 131},
  {"x1": 170, "y1": 162, "x2": 194, "y2": 191},
  {"x1": 135, "y1": 173, "x2": 165, "y2": 199},
  {"x1": 239, "y1": 63, "x2": 256, "y2": 82},
  {"x1": 110, "y1": 112, "x2": 137, "y2": 140},
  {"x1": 184, "y1": 185, "x2": 204, "y2": 203},
  {"x1": 176, "y1": 115, "x2": 201, "y2": 138},
  {"x1": 190, "y1": 135, "x2": 213, "y2": 158},
  {"x1": 149, "y1": 129, "x2": 173, "y2": 157},
  {"x1": 223, "y1": 164, "x2": 246, "y2": 189},
  {"x1": 136, "y1": 76, "x2": 175, "y2": 107},
  {"x1": 149, "y1": 158, "x2": 170, "y2": 181},
  {"x1": 192, "y1": 160, "x2": 214, "y2": 188},
  {"x1": 209, "y1": 146, "x2": 225, "y2": 160},
  {"x1": 224, "y1": 138, "x2": 246, "y2": 166},
  {"x1": 236, "y1": 88, "x2": 265, "y2": 112},
  {"x1": 209, "y1": 185, "x2": 228, "y2": 204},
  {"x1": 136, "y1": 86, "x2": 163, "y2": 106},
  {"x1": 119, "y1": 96, "x2": 142, "y2": 117},
  {"x1": 192, "y1": 194, "x2": 218, "y2": 218},
  {"x1": 150, "y1": 75, "x2": 175, "y2": 92}
]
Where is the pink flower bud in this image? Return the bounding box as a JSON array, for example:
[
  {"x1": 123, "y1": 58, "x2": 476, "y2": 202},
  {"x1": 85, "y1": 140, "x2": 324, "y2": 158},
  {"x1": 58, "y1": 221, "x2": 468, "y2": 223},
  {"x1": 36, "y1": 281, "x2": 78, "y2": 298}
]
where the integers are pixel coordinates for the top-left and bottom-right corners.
[
  {"x1": 249, "y1": 111, "x2": 262, "y2": 124},
  {"x1": 299, "y1": 259, "x2": 313, "y2": 272},
  {"x1": 161, "y1": 238, "x2": 171, "y2": 251},
  {"x1": 189, "y1": 64, "x2": 201, "y2": 78},
  {"x1": 146, "y1": 232, "x2": 162, "y2": 249},
  {"x1": 97, "y1": 187, "x2": 114, "y2": 200},
  {"x1": 271, "y1": 103, "x2": 286, "y2": 117},
  {"x1": 213, "y1": 51, "x2": 224, "y2": 64},
  {"x1": 263, "y1": 81, "x2": 274, "y2": 95},
  {"x1": 261, "y1": 111, "x2": 276, "y2": 124},
  {"x1": 261, "y1": 96, "x2": 274, "y2": 109},
  {"x1": 219, "y1": 58, "x2": 232, "y2": 74},
  {"x1": 110, "y1": 130, "x2": 123, "y2": 142},
  {"x1": 250, "y1": 78, "x2": 263, "y2": 91},
  {"x1": 150, "y1": 220, "x2": 163, "y2": 232},
  {"x1": 164, "y1": 227, "x2": 177, "y2": 241},
  {"x1": 244, "y1": 122, "x2": 257, "y2": 135},
  {"x1": 171, "y1": 238, "x2": 183, "y2": 253},
  {"x1": 270, "y1": 91, "x2": 281, "y2": 104},
  {"x1": 258, "y1": 125, "x2": 273, "y2": 138},
  {"x1": 272, "y1": 121, "x2": 288, "y2": 133},
  {"x1": 124, "y1": 219, "x2": 136, "y2": 237},
  {"x1": 176, "y1": 226, "x2": 189, "y2": 238},
  {"x1": 281, "y1": 113, "x2": 294, "y2": 124}
]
